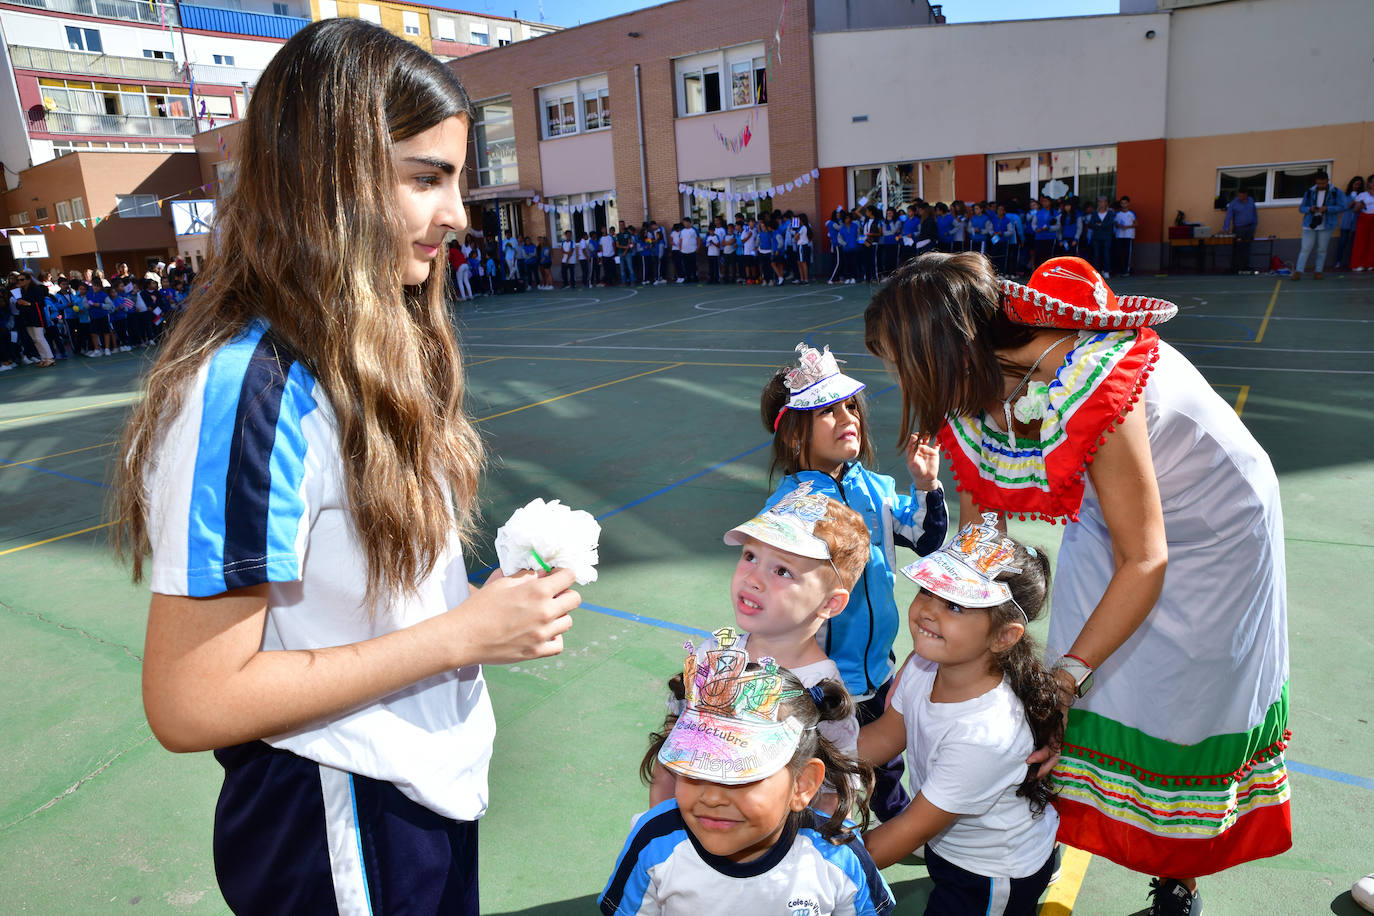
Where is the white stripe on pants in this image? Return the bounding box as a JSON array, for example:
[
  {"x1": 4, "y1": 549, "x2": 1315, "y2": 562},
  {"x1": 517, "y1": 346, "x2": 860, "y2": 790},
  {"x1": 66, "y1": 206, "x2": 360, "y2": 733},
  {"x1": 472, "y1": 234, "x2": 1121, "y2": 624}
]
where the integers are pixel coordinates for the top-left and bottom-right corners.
[{"x1": 319, "y1": 765, "x2": 375, "y2": 916}]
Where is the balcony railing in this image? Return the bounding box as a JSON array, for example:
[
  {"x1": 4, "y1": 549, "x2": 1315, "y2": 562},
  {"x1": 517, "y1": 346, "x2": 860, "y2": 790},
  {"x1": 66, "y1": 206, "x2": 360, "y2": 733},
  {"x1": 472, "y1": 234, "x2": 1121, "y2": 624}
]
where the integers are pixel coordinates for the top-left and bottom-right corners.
[
  {"x1": 178, "y1": 4, "x2": 308, "y2": 39},
  {"x1": 41, "y1": 110, "x2": 196, "y2": 138},
  {"x1": 9, "y1": 44, "x2": 182, "y2": 81},
  {"x1": 2, "y1": 0, "x2": 176, "y2": 26},
  {"x1": 186, "y1": 61, "x2": 260, "y2": 87}
]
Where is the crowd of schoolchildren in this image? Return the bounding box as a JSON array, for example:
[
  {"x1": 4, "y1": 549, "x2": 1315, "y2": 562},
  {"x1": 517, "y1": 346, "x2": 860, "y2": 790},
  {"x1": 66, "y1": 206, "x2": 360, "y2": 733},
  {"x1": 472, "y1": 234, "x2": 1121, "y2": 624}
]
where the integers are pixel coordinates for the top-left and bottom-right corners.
[
  {"x1": 443, "y1": 194, "x2": 1139, "y2": 304},
  {"x1": 0, "y1": 259, "x2": 193, "y2": 373},
  {"x1": 598, "y1": 342, "x2": 1066, "y2": 916}
]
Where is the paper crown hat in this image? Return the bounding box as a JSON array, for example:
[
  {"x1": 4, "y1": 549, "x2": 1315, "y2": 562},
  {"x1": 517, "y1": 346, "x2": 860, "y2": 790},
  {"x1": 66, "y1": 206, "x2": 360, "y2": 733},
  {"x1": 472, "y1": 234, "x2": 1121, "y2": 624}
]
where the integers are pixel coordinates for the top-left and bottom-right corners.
[
  {"x1": 724, "y1": 480, "x2": 833, "y2": 561},
  {"x1": 658, "y1": 627, "x2": 805, "y2": 785},
  {"x1": 1002, "y1": 257, "x2": 1177, "y2": 330},
  {"x1": 900, "y1": 512, "x2": 1025, "y2": 616},
  {"x1": 772, "y1": 342, "x2": 865, "y2": 431}
]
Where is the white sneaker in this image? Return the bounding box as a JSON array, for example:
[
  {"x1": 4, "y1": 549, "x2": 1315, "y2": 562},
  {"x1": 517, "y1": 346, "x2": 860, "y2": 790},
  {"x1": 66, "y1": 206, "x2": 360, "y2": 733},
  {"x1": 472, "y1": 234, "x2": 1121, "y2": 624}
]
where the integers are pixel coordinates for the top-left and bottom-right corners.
[
  {"x1": 675, "y1": 278, "x2": 685, "y2": 284},
  {"x1": 104, "y1": 348, "x2": 112, "y2": 355},
  {"x1": 0, "y1": 363, "x2": 12, "y2": 372},
  {"x1": 121, "y1": 345, "x2": 132, "y2": 351},
  {"x1": 1353, "y1": 873, "x2": 1374, "y2": 913},
  {"x1": 90, "y1": 350, "x2": 103, "y2": 358}
]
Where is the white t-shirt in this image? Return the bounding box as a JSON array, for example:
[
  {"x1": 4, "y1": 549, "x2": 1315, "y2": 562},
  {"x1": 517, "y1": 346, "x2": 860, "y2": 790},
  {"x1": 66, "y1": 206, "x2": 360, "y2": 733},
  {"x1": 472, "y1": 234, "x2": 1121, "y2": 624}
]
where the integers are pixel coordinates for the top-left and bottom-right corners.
[
  {"x1": 1113, "y1": 209, "x2": 1137, "y2": 239},
  {"x1": 890, "y1": 654, "x2": 1057, "y2": 878},
  {"x1": 680, "y1": 226, "x2": 700, "y2": 254},
  {"x1": 600, "y1": 235, "x2": 615, "y2": 257},
  {"x1": 741, "y1": 225, "x2": 758, "y2": 255},
  {"x1": 706, "y1": 233, "x2": 720, "y2": 256},
  {"x1": 145, "y1": 320, "x2": 494, "y2": 821},
  {"x1": 576, "y1": 239, "x2": 589, "y2": 261},
  {"x1": 797, "y1": 225, "x2": 811, "y2": 246},
  {"x1": 561, "y1": 239, "x2": 574, "y2": 258},
  {"x1": 1355, "y1": 190, "x2": 1374, "y2": 211},
  {"x1": 670, "y1": 229, "x2": 681, "y2": 252}
]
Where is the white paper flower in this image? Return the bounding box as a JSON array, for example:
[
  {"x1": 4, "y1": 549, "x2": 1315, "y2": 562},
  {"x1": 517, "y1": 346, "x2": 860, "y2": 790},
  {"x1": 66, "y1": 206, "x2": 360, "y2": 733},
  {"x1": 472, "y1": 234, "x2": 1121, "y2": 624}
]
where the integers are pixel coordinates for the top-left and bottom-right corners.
[
  {"x1": 1013, "y1": 382, "x2": 1052, "y2": 424},
  {"x1": 494, "y1": 498, "x2": 602, "y2": 585}
]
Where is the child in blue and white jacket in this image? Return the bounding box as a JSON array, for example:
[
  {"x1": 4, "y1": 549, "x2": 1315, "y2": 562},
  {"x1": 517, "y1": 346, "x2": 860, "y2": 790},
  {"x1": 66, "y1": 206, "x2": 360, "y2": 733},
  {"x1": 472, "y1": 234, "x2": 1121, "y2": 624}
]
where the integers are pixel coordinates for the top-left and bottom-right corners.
[{"x1": 760, "y1": 342, "x2": 947, "y2": 821}]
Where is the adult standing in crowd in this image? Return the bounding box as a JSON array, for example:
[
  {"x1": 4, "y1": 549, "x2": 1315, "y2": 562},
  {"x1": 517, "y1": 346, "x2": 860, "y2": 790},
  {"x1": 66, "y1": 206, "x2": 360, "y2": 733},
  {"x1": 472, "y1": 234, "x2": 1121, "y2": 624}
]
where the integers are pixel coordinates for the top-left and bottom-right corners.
[
  {"x1": 1085, "y1": 196, "x2": 1115, "y2": 276},
  {"x1": 679, "y1": 218, "x2": 700, "y2": 283},
  {"x1": 1333, "y1": 176, "x2": 1365, "y2": 270},
  {"x1": 1293, "y1": 171, "x2": 1348, "y2": 280},
  {"x1": 865, "y1": 252, "x2": 1290, "y2": 916},
  {"x1": 1222, "y1": 186, "x2": 1258, "y2": 273},
  {"x1": 16, "y1": 270, "x2": 56, "y2": 368},
  {"x1": 1343, "y1": 174, "x2": 1374, "y2": 272},
  {"x1": 113, "y1": 20, "x2": 579, "y2": 914}
]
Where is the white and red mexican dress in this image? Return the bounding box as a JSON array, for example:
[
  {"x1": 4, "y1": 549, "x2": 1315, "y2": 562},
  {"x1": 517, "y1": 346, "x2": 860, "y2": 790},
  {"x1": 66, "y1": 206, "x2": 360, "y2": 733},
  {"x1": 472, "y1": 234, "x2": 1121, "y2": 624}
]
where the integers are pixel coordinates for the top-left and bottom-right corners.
[{"x1": 938, "y1": 263, "x2": 1291, "y2": 879}]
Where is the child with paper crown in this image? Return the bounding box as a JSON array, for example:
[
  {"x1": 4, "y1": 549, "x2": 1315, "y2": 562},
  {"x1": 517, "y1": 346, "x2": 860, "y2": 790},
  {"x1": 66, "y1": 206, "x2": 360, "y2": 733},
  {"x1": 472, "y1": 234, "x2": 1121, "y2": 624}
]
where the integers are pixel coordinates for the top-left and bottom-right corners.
[
  {"x1": 602, "y1": 628, "x2": 894, "y2": 916},
  {"x1": 857, "y1": 514, "x2": 1063, "y2": 914},
  {"x1": 761, "y1": 341, "x2": 948, "y2": 821},
  {"x1": 643, "y1": 487, "x2": 870, "y2": 809}
]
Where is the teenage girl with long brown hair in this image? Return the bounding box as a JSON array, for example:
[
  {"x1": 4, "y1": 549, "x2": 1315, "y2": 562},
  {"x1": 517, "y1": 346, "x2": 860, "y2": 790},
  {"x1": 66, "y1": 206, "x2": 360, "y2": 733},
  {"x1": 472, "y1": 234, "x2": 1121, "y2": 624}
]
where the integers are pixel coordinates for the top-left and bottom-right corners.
[{"x1": 113, "y1": 19, "x2": 579, "y2": 914}]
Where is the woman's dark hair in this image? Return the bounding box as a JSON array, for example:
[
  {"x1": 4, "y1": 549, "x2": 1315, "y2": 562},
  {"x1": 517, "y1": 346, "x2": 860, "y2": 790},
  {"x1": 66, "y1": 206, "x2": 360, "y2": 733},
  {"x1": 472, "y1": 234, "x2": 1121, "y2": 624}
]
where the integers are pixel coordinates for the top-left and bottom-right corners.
[
  {"x1": 761, "y1": 371, "x2": 874, "y2": 481},
  {"x1": 865, "y1": 251, "x2": 1036, "y2": 446},
  {"x1": 1346, "y1": 175, "x2": 1366, "y2": 194},
  {"x1": 983, "y1": 542, "x2": 1061, "y2": 816},
  {"x1": 640, "y1": 667, "x2": 874, "y2": 842}
]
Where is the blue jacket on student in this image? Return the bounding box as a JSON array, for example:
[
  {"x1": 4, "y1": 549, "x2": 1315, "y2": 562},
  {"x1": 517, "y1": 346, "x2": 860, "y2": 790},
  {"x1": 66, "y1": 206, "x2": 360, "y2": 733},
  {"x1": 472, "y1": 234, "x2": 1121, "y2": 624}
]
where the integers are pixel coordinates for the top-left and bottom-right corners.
[{"x1": 1299, "y1": 185, "x2": 1349, "y2": 229}]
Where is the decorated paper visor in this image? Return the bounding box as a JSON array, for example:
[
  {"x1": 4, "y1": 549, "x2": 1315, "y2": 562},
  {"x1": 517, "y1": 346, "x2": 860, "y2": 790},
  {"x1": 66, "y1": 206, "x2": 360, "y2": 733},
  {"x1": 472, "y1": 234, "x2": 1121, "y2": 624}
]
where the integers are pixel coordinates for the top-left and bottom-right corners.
[
  {"x1": 724, "y1": 480, "x2": 832, "y2": 561},
  {"x1": 773, "y1": 342, "x2": 865, "y2": 430},
  {"x1": 1002, "y1": 257, "x2": 1177, "y2": 331},
  {"x1": 900, "y1": 512, "x2": 1027, "y2": 619},
  {"x1": 658, "y1": 627, "x2": 804, "y2": 785}
]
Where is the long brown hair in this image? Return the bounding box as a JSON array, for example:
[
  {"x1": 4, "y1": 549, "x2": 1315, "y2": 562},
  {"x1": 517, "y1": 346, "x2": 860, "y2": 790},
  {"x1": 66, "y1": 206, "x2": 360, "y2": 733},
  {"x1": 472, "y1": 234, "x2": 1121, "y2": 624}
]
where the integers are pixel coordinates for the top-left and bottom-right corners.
[
  {"x1": 113, "y1": 18, "x2": 484, "y2": 605},
  {"x1": 863, "y1": 252, "x2": 1035, "y2": 447}
]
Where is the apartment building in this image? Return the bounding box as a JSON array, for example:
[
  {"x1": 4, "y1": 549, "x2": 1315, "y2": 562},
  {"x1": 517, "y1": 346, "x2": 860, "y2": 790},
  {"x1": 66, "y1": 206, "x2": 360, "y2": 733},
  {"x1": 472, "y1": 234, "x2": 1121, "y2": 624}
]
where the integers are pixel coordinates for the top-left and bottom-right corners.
[{"x1": 305, "y1": 0, "x2": 557, "y2": 59}]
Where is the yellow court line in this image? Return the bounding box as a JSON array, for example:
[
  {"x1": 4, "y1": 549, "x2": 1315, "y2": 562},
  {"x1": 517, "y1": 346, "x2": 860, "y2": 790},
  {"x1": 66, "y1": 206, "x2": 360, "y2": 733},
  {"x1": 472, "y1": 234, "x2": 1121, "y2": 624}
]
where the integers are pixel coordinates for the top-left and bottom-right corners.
[
  {"x1": 1253, "y1": 280, "x2": 1281, "y2": 344},
  {"x1": 466, "y1": 353, "x2": 892, "y2": 373},
  {"x1": 800, "y1": 311, "x2": 865, "y2": 333},
  {"x1": 1233, "y1": 384, "x2": 1250, "y2": 417},
  {"x1": 474, "y1": 363, "x2": 683, "y2": 423},
  {"x1": 0, "y1": 395, "x2": 139, "y2": 427},
  {"x1": 0, "y1": 520, "x2": 117, "y2": 558},
  {"x1": 0, "y1": 440, "x2": 116, "y2": 472},
  {"x1": 465, "y1": 356, "x2": 505, "y2": 368},
  {"x1": 1038, "y1": 846, "x2": 1092, "y2": 916}
]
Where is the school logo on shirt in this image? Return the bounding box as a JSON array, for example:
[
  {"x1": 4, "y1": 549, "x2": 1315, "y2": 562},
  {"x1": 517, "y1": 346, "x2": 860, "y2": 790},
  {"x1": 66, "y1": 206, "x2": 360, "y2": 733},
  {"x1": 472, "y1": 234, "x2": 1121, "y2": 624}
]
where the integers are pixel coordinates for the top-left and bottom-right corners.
[{"x1": 788, "y1": 897, "x2": 821, "y2": 916}]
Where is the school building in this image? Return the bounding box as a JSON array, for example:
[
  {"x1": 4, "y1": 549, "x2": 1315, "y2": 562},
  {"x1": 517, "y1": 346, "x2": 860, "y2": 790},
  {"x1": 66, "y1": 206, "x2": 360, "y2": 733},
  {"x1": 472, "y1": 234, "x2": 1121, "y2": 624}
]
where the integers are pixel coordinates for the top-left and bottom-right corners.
[{"x1": 451, "y1": 0, "x2": 1371, "y2": 272}]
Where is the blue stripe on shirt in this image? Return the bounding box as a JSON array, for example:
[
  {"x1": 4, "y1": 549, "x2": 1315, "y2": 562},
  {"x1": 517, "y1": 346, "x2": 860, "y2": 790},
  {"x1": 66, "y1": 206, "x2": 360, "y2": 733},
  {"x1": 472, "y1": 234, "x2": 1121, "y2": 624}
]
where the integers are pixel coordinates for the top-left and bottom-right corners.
[{"x1": 262, "y1": 359, "x2": 318, "y2": 582}]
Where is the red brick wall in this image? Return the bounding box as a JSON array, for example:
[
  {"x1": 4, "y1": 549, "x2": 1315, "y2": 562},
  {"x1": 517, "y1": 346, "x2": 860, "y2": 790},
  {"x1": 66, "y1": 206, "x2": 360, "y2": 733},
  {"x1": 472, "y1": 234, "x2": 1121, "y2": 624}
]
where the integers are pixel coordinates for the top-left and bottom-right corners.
[{"x1": 449, "y1": 0, "x2": 819, "y2": 227}]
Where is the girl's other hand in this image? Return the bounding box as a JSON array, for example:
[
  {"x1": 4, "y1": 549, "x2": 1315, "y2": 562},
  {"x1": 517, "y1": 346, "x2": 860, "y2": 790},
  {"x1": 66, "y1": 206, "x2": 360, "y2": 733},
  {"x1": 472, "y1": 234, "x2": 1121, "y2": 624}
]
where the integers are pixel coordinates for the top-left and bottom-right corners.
[{"x1": 904, "y1": 435, "x2": 941, "y2": 491}]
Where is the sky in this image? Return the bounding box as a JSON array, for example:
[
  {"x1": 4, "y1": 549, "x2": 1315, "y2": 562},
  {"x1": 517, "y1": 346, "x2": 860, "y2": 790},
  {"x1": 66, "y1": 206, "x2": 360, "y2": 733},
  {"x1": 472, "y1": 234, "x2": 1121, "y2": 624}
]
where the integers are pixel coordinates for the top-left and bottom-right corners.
[{"x1": 430, "y1": 0, "x2": 1121, "y2": 27}]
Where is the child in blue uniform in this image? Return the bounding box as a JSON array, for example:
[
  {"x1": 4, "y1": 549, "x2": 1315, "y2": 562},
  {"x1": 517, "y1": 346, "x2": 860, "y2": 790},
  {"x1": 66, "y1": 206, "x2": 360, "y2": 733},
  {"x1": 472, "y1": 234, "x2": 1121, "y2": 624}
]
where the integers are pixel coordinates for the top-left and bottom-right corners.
[
  {"x1": 603, "y1": 629, "x2": 893, "y2": 916},
  {"x1": 760, "y1": 342, "x2": 948, "y2": 821}
]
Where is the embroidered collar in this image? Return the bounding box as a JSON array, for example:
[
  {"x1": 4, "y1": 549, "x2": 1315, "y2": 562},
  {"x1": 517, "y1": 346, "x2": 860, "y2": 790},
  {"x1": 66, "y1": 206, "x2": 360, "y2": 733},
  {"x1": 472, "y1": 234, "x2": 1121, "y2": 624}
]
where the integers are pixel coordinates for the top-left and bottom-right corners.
[{"x1": 937, "y1": 329, "x2": 1162, "y2": 523}]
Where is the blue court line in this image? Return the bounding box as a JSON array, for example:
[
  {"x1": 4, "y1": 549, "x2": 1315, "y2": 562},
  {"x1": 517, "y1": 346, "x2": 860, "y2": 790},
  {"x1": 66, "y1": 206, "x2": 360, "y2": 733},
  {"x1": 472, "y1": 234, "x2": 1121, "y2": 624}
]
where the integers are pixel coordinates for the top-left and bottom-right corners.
[
  {"x1": 6, "y1": 461, "x2": 107, "y2": 488},
  {"x1": 580, "y1": 602, "x2": 711, "y2": 639},
  {"x1": 1288, "y1": 759, "x2": 1374, "y2": 791}
]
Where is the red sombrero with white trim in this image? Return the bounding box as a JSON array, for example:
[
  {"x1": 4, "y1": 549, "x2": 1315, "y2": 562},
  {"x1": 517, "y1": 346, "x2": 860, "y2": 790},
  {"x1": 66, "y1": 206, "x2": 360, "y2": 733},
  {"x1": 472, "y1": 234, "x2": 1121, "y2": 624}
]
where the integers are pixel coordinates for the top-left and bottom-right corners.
[{"x1": 1002, "y1": 257, "x2": 1177, "y2": 330}]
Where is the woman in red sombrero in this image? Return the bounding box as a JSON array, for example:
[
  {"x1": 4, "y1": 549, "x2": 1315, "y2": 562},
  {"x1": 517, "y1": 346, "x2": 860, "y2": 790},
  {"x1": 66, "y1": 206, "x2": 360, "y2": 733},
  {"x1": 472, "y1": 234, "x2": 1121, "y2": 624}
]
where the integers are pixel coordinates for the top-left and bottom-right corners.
[{"x1": 864, "y1": 254, "x2": 1290, "y2": 916}]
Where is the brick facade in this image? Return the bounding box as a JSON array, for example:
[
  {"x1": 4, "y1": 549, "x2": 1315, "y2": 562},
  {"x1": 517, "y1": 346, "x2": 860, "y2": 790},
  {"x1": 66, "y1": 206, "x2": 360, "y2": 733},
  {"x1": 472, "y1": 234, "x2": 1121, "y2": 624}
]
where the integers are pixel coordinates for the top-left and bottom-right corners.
[{"x1": 448, "y1": 0, "x2": 819, "y2": 237}]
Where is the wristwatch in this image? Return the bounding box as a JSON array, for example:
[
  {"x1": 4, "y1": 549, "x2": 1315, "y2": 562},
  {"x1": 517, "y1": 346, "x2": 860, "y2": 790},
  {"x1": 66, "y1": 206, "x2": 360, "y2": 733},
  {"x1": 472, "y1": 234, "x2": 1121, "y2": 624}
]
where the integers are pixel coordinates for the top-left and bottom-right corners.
[{"x1": 1054, "y1": 654, "x2": 1094, "y2": 703}]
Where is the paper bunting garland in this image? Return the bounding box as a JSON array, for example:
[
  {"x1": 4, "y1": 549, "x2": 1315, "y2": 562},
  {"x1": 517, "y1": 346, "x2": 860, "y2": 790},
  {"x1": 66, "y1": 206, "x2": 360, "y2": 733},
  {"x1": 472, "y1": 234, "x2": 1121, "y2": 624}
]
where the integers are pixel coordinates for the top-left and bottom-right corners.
[
  {"x1": 4, "y1": 177, "x2": 227, "y2": 237},
  {"x1": 525, "y1": 192, "x2": 616, "y2": 214},
  {"x1": 678, "y1": 167, "x2": 819, "y2": 205}
]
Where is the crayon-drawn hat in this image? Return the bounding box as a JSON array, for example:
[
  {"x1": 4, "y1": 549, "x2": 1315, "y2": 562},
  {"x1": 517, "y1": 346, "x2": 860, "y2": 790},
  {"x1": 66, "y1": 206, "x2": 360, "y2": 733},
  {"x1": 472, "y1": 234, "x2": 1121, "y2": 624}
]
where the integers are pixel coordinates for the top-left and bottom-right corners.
[
  {"x1": 723, "y1": 480, "x2": 833, "y2": 561},
  {"x1": 1002, "y1": 257, "x2": 1176, "y2": 330},
  {"x1": 900, "y1": 512, "x2": 1027, "y2": 619},
  {"x1": 658, "y1": 627, "x2": 804, "y2": 785},
  {"x1": 772, "y1": 342, "x2": 865, "y2": 431}
]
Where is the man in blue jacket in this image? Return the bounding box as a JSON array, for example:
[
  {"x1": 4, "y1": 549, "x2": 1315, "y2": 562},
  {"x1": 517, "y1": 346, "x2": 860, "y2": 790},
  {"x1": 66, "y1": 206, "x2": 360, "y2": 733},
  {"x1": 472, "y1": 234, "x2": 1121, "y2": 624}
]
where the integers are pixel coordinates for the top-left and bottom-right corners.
[{"x1": 1294, "y1": 171, "x2": 1348, "y2": 280}]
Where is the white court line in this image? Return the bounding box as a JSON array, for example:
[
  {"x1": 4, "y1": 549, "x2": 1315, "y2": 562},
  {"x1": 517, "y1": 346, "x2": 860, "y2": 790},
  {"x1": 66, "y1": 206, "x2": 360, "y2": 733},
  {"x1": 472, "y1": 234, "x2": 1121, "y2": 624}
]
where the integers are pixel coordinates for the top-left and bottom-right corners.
[
  {"x1": 464, "y1": 341, "x2": 879, "y2": 358},
  {"x1": 565, "y1": 290, "x2": 840, "y2": 346},
  {"x1": 1174, "y1": 343, "x2": 1374, "y2": 354},
  {"x1": 1192, "y1": 364, "x2": 1374, "y2": 374},
  {"x1": 1183, "y1": 314, "x2": 1374, "y2": 324},
  {"x1": 463, "y1": 287, "x2": 640, "y2": 320}
]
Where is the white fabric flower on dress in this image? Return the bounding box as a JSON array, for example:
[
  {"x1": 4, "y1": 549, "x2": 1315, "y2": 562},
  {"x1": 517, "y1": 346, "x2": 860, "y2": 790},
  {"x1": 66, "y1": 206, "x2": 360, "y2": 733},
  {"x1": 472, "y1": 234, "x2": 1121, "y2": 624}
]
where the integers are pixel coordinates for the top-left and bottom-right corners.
[
  {"x1": 495, "y1": 498, "x2": 602, "y2": 585},
  {"x1": 1013, "y1": 381, "x2": 1053, "y2": 424}
]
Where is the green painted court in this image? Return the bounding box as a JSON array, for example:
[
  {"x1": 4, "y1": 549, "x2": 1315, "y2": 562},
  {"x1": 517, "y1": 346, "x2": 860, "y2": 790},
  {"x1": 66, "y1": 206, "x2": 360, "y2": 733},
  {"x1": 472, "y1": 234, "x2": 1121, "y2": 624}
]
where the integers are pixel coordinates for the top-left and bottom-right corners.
[{"x1": 1, "y1": 273, "x2": 1371, "y2": 914}]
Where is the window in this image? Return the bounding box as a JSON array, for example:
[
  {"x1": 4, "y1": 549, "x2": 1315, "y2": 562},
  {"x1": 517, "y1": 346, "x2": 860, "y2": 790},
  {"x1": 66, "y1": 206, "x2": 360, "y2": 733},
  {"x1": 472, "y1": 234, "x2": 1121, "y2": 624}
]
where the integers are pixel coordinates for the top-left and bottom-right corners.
[
  {"x1": 56, "y1": 200, "x2": 72, "y2": 222},
  {"x1": 992, "y1": 147, "x2": 1114, "y2": 206},
  {"x1": 583, "y1": 87, "x2": 610, "y2": 131},
  {"x1": 214, "y1": 160, "x2": 238, "y2": 197},
  {"x1": 272, "y1": 1, "x2": 288, "y2": 14},
  {"x1": 681, "y1": 175, "x2": 771, "y2": 224},
  {"x1": 403, "y1": 11, "x2": 421, "y2": 35},
  {"x1": 435, "y1": 16, "x2": 456, "y2": 40},
  {"x1": 474, "y1": 99, "x2": 517, "y2": 186},
  {"x1": 143, "y1": 49, "x2": 171, "y2": 59},
  {"x1": 496, "y1": 26, "x2": 512, "y2": 46},
  {"x1": 116, "y1": 194, "x2": 161, "y2": 218},
  {"x1": 544, "y1": 191, "x2": 616, "y2": 240},
  {"x1": 318, "y1": 0, "x2": 337, "y2": 17},
  {"x1": 71, "y1": 197, "x2": 86, "y2": 220},
  {"x1": 357, "y1": 3, "x2": 381, "y2": 24},
  {"x1": 66, "y1": 26, "x2": 102, "y2": 53},
  {"x1": 469, "y1": 23, "x2": 489, "y2": 45},
  {"x1": 538, "y1": 76, "x2": 608, "y2": 139},
  {"x1": 11, "y1": 212, "x2": 29, "y2": 225},
  {"x1": 850, "y1": 161, "x2": 954, "y2": 211},
  {"x1": 1217, "y1": 161, "x2": 1332, "y2": 207},
  {"x1": 200, "y1": 95, "x2": 232, "y2": 117},
  {"x1": 674, "y1": 43, "x2": 764, "y2": 117},
  {"x1": 36, "y1": 206, "x2": 48, "y2": 220},
  {"x1": 213, "y1": 54, "x2": 235, "y2": 66}
]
